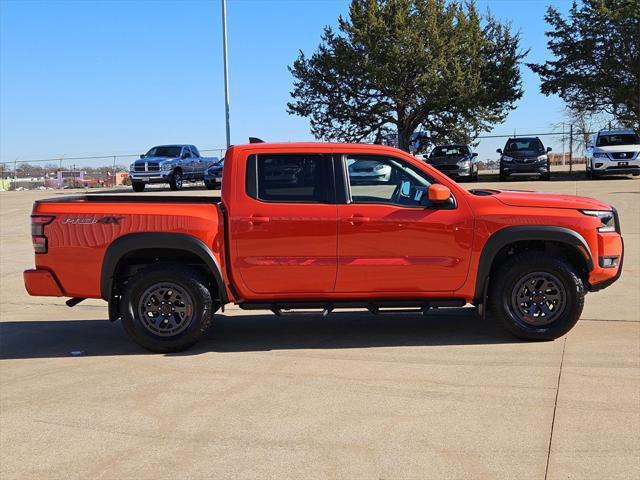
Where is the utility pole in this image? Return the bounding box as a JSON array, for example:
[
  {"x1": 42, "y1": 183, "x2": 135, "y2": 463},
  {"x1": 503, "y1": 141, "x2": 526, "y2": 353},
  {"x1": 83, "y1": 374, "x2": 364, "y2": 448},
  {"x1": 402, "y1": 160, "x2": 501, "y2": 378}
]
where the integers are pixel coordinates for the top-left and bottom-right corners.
[
  {"x1": 221, "y1": 0, "x2": 231, "y2": 148},
  {"x1": 569, "y1": 124, "x2": 574, "y2": 174},
  {"x1": 561, "y1": 122, "x2": 565, "y2": 166}
]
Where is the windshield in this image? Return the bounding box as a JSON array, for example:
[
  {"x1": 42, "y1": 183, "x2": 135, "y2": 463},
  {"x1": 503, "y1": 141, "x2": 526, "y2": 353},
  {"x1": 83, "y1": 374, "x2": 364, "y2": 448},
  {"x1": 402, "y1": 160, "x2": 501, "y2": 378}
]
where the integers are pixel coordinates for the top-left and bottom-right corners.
[
  {"x1": 145, "y1": 146, "x2": 182, "y2": 157},
  {"x1": 596, "y1": 133, "x2": 640, "y2": 147},
  {"x1": 505, "y1": 138, "x2": 544, "y2": 152},
  {"x1": 431, "y1": 145, "x2": 469, "y2": 157}
]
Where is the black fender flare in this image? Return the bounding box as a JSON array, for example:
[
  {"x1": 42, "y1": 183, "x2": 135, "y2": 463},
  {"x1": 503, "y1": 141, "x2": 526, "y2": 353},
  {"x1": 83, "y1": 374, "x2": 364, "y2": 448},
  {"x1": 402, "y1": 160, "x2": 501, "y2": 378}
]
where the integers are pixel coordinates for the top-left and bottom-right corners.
[
  {"x1": 474, "y1": 226, "x2": 594, "y2": 301},
  {"x1": 100, "y1": 232, "x2": 228, "y2": 304}
]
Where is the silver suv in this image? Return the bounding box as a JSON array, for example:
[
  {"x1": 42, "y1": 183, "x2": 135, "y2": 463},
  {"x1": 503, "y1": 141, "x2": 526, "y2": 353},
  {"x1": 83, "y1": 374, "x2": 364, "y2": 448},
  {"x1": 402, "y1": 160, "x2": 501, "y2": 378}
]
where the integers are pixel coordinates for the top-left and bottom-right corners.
[
  {"x1": 586, "y1": 129, "x2": 640, "y2": 179},
  {"x1": 129, "y1": 145, "x2": 218, "y2": 191}
]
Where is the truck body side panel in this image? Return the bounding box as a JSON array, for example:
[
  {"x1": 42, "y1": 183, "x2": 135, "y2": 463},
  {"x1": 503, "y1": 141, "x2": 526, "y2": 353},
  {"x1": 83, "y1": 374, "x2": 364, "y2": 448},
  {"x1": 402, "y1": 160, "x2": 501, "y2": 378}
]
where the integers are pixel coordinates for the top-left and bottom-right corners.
[{"x1": 31, "y1": 200, "x2": 224, "y2": 299}]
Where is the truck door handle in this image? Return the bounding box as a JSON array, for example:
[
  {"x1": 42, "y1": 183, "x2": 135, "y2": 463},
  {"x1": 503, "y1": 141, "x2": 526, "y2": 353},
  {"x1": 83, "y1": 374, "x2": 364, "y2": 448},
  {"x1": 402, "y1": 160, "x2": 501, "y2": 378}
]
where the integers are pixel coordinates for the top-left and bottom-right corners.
[
  {"x1": 348, "y1": 215, "x2": 370, "y2": 225},
  {"x1": 249, "y1": 215, "x2": 271, "y2": 224}
]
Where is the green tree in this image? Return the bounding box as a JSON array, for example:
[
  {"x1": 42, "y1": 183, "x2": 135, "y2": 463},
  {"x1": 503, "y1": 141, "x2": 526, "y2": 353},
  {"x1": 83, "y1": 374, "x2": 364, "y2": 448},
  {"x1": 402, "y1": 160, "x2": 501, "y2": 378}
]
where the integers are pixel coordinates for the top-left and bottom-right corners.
[
  {"x1": 529, "y1": 0, "x2": 640, "y2": 127},
  {"x1": 288, "y1": 0, "x2": 526, "y2": 151}
]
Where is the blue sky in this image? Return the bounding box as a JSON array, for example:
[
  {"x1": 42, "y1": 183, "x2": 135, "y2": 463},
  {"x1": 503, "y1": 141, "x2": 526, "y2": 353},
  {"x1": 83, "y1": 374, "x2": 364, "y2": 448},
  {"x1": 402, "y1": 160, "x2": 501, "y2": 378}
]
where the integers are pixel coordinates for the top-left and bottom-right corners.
[{"x1": 0, "y1": 0, "x2": 573, "y2": 165}]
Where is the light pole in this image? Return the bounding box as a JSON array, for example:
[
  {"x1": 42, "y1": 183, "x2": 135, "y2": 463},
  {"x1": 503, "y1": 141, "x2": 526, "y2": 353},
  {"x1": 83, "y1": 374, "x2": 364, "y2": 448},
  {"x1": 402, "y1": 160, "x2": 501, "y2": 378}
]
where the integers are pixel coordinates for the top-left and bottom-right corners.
[{"x1": 221, "y1": 0, "x2": 231, "y2": 148}]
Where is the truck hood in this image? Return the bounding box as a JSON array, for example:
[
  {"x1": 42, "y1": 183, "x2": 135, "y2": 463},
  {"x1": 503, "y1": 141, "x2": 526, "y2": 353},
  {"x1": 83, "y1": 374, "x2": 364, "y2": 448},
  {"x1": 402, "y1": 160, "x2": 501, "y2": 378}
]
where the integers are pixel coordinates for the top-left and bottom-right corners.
[
  {"x1": 492, "y1": 189, "x2": 611, "y2": 210},
  {"x1": 593, "y1": 145, "x2": 640, "y2": 153}
]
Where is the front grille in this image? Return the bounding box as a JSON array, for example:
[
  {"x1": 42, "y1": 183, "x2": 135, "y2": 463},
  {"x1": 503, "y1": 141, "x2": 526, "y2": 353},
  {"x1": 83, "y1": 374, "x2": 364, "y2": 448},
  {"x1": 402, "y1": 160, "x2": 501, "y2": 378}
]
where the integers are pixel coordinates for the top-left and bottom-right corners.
[
  {"x1": 436, "y1": 165, "x2": 458, "y2": 172},
  {"x1": 515, "y1": 157, "x2": 536, "y2": 163},
  {"x1": 133, "y1": 162, "x2": 160, "y2": 172},
  {"x1": 609, "y1": 152, "x2": 636, "y2": 160}
]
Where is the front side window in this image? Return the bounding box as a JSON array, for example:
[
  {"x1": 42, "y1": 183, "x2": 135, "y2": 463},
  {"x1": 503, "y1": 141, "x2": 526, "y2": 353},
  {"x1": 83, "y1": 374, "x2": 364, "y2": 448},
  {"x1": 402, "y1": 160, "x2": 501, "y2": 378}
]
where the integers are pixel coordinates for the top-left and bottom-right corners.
[
  {"x1": 247, "y1": 154, "x2": 332, "y2": 203},
  {"x1": 181, "y1": 147, "x2": 192, "y2": 158},
  {"x1": 190, "y1": 146, "x2": 200, "y2": 157},
  {"x1": 345, "y1": 154, "x2": 433, "y2": 206}
]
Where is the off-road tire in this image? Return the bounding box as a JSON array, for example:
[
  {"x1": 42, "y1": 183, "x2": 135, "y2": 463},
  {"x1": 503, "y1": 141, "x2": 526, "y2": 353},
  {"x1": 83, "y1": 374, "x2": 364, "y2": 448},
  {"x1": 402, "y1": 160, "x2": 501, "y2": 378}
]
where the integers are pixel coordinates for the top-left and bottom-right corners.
[
  {"x1": 120, "y1": 264, "x2": 215, "y2": 352},
  {"x1": 169, "y1": 171, "x2": 183, "y2": 191},
  {"x1": 204, "y1": 180, "x2": 216, "y2": 190},
  {"x1": 132, "y1": 182, "x2": 145, "y2": 192},
  {"x1": 499, "y1": 168, "x2": 508, "y2": 182},
  {"x1": 489, "y1": 252, "x2": 585, "y2": 341}
]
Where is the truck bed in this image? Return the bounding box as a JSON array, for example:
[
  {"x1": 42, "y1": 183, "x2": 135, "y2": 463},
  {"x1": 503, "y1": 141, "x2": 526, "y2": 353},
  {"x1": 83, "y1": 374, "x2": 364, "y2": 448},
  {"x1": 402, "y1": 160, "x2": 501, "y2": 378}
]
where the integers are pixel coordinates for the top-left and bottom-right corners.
[{"x1": 30, "y1": 194, "x2": 225, "y2": 299}]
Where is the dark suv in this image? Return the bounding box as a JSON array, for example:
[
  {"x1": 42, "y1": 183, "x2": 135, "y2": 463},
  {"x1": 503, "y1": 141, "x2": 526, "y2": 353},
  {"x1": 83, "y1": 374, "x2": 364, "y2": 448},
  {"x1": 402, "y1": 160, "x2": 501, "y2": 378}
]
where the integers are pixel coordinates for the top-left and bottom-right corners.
[{"x1": 497, "y1": 137, "x2": 552, "y2": 181}]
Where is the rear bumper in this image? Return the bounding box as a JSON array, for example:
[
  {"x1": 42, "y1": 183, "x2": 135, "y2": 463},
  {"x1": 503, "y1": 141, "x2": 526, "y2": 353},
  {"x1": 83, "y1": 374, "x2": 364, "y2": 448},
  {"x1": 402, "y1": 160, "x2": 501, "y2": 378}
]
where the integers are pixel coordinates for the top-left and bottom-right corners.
[{"x1": 24, "y1": 269, "x2": 64, "y2": 297}]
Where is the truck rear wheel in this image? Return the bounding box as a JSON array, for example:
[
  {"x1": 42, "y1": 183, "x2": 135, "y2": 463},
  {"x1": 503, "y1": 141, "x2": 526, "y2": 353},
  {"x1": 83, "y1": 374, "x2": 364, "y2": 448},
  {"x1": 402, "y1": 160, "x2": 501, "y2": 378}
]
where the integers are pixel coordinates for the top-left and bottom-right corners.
[
  {"x1": 489, "y1": 252, "x2": 585, "y2": 340},
  {"x1": 132, "y1": 182, "x2": 145, "y2": 192},
  {"x1": 120, "y1": 265, "x2": 215, "y2": 352}
]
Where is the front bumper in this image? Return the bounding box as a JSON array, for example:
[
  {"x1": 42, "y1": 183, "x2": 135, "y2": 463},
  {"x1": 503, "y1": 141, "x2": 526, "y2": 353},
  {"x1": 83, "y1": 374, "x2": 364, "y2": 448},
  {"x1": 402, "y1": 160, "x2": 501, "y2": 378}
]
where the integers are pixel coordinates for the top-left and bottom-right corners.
[
  {"x1": 431, "y1": 165, "x2": 473, "y2": 178},
  {"x1": 502, "y1": 160, "x2": 548, "y2": 175},
  {"x1": 591, "y1": 162, "x2": 640, "y2": 175},
  {"x1": 24, "y1": 269, "x2": 64, "y2": 296},
  {"x1": 204, "y1": 174, "x2": 223, "y2": 184},
  {"x1": 129, "y1": 171, "x2": 172, "y2": 183},
  {"x1": 587, "y1": 209, "x2": 624, "y2": 291}
]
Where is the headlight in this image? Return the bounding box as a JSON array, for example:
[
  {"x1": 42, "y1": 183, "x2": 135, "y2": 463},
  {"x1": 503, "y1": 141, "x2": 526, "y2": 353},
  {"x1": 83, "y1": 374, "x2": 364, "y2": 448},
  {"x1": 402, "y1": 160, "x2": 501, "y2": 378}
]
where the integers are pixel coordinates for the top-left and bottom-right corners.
[
  {"x1": 581, "y1": 210, "x2": 616, "y2": 233},
  {"x1": 593, "y1": 152, "x2": 608, "y2": 159},
  {"x1": 457, "y1": 159, "x2": 471, "y2": 169},
  {"x1": 129, "y1": 163, "x2": 135, "y2": 170},
  {"x1": 161, "y1": 164, "x2": 172, "y2": 171},
  {"x1": 501, "y1": 155, "x2": 513, "y2": 162},
  {"x1": 537, "y1": 155, "x2": 548, "y2": 162}
]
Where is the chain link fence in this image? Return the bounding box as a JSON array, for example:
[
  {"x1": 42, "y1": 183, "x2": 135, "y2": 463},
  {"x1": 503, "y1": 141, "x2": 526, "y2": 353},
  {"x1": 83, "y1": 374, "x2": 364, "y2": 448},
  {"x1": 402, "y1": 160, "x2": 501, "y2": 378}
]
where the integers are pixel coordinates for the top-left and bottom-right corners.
[
  {"x1": 0, "y1": 148, "x2": 227, "y2": 191},
  {"x1": 0, "y1": 127, "x2": 601, "y2": 191}
]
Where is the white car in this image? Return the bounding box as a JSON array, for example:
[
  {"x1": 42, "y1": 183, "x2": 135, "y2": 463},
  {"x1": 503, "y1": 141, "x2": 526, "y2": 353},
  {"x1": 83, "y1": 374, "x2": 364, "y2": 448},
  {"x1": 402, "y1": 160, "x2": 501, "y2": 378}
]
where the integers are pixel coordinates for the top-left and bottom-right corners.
[
  {"x1": 586, "y1": 129, "x2": 640, "y2": 179},
  {"x1": 348, "y1": 159, "x2": 392, "y2": 183}
]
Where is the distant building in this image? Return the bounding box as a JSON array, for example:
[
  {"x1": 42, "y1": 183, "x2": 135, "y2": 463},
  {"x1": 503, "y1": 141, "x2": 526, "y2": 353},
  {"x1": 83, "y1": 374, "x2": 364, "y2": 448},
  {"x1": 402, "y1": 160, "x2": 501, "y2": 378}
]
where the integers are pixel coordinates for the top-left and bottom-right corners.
[
  {"x1": 46, "y1": 170, "x2": 84, "y2": 188},
  {"x1": 549, "y1": 153, "x2": 586, "y2": 166}
]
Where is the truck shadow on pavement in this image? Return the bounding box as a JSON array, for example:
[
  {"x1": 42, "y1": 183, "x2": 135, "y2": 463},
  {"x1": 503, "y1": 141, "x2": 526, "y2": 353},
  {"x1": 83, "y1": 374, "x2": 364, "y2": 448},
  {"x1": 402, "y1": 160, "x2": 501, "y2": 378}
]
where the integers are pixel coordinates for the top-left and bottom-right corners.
[{"x1": 0, "y1": 308, "x2": 522, "y2": 360}]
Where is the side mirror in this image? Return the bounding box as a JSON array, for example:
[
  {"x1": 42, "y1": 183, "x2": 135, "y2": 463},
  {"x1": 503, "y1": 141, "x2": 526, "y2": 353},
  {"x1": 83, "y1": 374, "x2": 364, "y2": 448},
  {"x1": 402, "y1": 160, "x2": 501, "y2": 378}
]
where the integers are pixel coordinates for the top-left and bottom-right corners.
[
  {"x1": 427, "y1": 184, "x2": 451, "y2": 204},
  {"x1": 496, "y1": 148, "x2": 502, "y2": 154},
  {"x1": 139, "y1": 154, "x2": 144, "y2": 159},
  {"x1": 546, "y1": 147, "x2": 552, "y2": 153}
]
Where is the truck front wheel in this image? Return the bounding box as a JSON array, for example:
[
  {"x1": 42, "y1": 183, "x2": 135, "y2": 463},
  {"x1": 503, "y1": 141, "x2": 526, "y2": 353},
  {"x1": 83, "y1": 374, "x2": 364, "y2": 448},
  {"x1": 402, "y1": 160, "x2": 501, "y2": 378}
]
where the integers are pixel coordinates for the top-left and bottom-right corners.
[
  {"x1": 120, "y1": 265, "x2": 215, "y2": 352},
  {"x1": 132, "y1": 181, "x2": 145, "y2": 192},
  {"x1": 489, "y1": 252, "x2": 585, "y2": 340}
]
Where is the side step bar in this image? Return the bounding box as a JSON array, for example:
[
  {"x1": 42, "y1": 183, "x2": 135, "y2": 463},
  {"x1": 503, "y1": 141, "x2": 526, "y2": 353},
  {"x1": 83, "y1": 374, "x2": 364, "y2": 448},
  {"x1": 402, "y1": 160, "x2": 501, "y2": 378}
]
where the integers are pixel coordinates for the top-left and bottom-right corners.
[{"x1": 239, "y1": 299, "x2": 466, "y2": 317}]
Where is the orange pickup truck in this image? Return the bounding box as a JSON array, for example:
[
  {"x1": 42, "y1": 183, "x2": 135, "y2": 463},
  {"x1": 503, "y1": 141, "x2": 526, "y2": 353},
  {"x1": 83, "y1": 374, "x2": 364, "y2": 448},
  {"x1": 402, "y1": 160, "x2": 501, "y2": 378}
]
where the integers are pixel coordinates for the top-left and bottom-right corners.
[{"x1": 24, "y1": 142, "x2": 623, "y2": 352}]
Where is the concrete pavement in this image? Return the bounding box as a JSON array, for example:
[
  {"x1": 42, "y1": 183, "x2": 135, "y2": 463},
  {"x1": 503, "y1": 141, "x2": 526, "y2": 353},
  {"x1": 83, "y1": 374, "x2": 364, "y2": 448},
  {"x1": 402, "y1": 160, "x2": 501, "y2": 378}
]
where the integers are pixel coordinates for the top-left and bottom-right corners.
[{"x1": 1, "y1": 177, "x2": 638, "y2": 479}]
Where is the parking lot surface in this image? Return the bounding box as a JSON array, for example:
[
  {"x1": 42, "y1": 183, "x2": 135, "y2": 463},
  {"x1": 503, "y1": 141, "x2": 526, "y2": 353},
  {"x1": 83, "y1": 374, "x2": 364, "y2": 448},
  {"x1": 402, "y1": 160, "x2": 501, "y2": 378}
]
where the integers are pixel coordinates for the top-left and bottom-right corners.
[{"x1": 1, "y1": 177, "x2": 638, "y2": 479}]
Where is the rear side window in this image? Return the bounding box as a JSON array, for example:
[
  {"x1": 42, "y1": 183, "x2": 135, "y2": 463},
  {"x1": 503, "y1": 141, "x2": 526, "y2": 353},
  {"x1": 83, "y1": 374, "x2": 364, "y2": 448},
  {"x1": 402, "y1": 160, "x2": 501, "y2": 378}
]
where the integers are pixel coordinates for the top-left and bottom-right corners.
[{"x1": 246, "y1": 154, "x2": 333, "y2": 203}]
